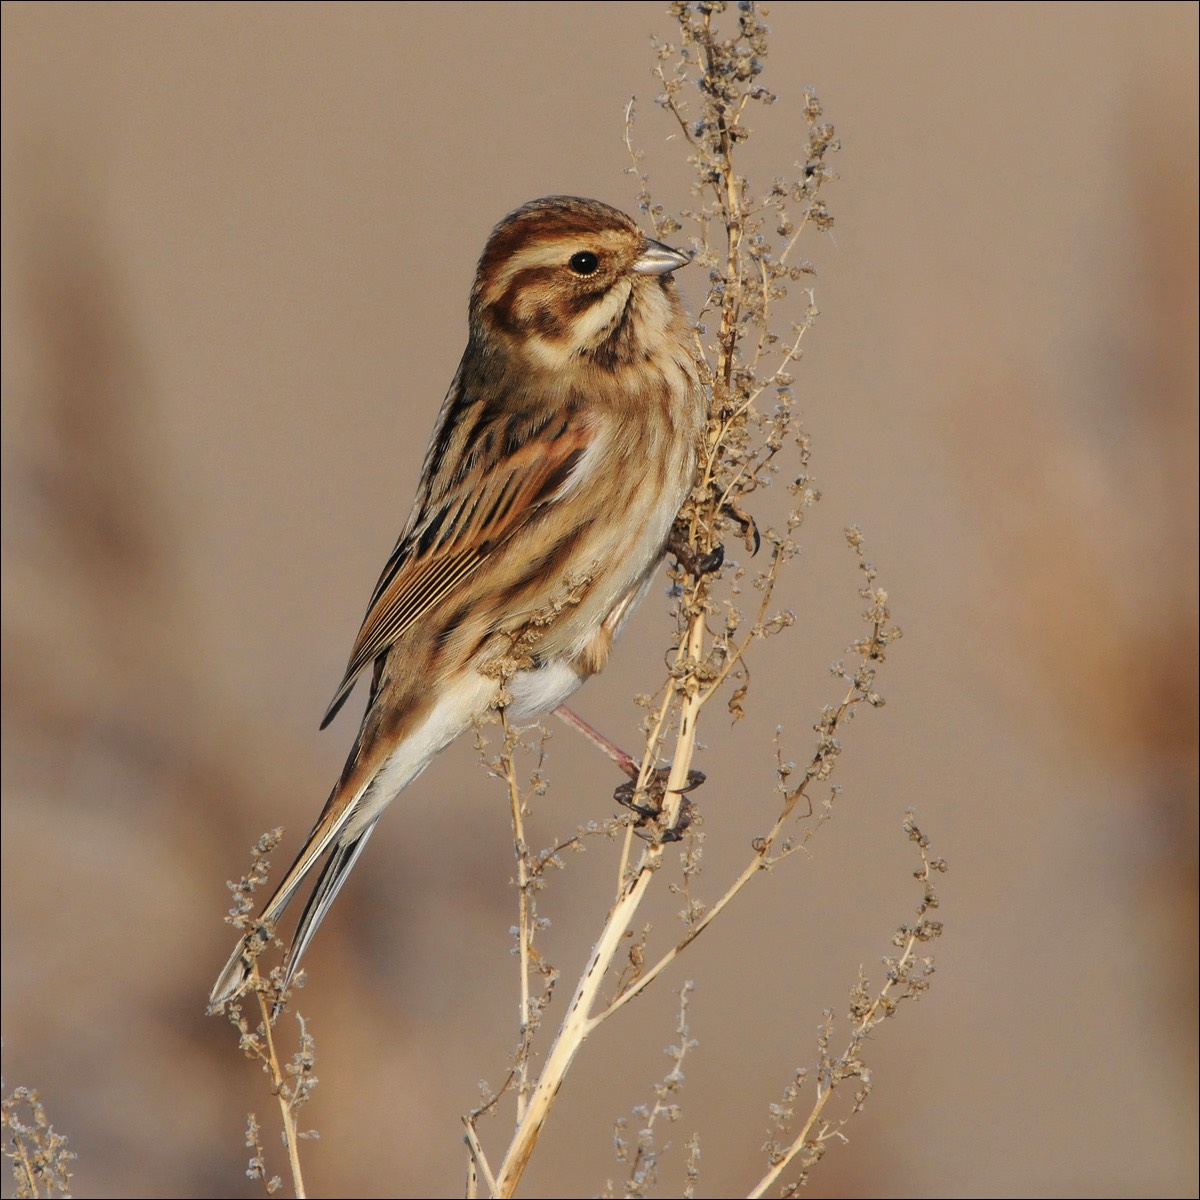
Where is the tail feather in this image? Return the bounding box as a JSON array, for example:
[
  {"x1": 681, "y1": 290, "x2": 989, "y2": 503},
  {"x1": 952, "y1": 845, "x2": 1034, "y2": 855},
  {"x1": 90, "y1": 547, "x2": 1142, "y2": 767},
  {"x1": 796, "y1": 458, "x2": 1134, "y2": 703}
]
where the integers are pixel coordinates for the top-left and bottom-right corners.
[
  {"x1": 209, "y1": 668, "x2": 494, "y2": 1011},
  {"x1": 208, "y1": 754, "x2": 384, "y2": 1009},
  {"x1": 281, "y1": 821, "x2": 379, "y2": 995}
]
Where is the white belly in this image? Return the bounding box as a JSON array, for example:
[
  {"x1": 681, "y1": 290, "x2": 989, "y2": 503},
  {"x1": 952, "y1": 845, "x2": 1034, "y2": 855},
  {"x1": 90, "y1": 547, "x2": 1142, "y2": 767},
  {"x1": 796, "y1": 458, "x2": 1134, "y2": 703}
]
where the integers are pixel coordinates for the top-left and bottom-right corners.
[{"x1": 507, "y1": 657, "x2": 584, "y2": 718}]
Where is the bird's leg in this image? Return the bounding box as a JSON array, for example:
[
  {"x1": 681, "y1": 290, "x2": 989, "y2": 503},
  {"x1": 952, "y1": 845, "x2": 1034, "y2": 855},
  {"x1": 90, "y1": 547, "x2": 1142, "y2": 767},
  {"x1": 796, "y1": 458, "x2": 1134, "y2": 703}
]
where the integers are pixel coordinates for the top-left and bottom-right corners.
[
  {"x1": 666, "y1": 523, "x2": 725, "y2": 578},
  {"x1": 553, "y1": 705, "x2": 705, "y2": 840},
  {"x1": 553, "y1": 705, "x2": 638, "y2": 779}
]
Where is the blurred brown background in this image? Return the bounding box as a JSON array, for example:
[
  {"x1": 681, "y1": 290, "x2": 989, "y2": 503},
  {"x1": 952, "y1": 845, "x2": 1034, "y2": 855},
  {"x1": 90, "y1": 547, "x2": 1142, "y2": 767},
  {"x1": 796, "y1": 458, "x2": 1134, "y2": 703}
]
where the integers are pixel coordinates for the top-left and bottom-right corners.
[{"x1": 2, "y1": 3, "x2": 1196, "y2": 1197}]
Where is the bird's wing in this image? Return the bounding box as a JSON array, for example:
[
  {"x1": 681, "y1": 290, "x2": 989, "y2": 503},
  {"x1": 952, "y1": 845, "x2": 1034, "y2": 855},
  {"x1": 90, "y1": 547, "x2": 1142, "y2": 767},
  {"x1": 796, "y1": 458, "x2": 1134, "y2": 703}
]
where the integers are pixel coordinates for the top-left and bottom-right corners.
[
  {"x1": 211, "y1": 407, "x2": 598, "y2": 1008},
  {"x1": 320, "y1": 400, "x2": 595, "y2": 727}
]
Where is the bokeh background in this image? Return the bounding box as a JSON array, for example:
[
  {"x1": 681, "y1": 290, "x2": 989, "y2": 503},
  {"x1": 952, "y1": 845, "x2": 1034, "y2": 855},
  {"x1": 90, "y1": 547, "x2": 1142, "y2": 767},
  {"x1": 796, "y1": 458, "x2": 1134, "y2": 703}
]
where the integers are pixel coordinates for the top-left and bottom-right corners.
[{"x1": 3, "y1": 3, "x2": 1196, "y2": 1197}]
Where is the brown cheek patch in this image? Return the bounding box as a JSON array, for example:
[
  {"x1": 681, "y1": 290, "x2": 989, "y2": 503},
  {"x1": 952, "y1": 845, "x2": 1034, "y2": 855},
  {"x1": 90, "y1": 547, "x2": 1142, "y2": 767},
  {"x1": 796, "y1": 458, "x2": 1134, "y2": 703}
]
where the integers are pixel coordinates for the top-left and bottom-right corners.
[
  {"x1": 491, "y1": 267, "x2": 562, "y2": 337},
  {"x1": 531, "y1": 298, "x2": 568, "y2": 338}
]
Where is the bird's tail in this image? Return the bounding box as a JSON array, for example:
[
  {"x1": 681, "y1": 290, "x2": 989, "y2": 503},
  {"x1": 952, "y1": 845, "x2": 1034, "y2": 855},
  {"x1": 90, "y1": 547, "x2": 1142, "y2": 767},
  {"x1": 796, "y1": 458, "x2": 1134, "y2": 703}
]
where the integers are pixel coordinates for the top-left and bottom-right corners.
[
  {"x1": 208, "y1": 732, "x2": 396, "y2": 1010},
  {"x1": 208, "y1": 823, "x2": 380, "y2": 1010},
  {"x1": 284, "y1": 823, "x2": 378, "y2": 990},
  {"x1": 208, "y1": 669, "x2": 495, "y2": 1011}
]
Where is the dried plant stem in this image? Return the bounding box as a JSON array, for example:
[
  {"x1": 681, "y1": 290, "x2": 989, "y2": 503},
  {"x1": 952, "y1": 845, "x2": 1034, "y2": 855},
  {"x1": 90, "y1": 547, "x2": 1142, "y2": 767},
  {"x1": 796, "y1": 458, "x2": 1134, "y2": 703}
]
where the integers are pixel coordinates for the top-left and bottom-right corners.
[
  {"x1": 13, "y1": 1129, "x2": 40, "y2": 1196},
  {"x1": 487, "y1": 6, "x2": 856, "y2": 1189},
  {"x1": 471, "y1": 6, "x2": 910, "y2": 1195},
  {"x1": 499, "y1": 717, "x2": 534, "y2": 1126},
  {"x1": 602, "y1": 676, "x2": 865, "y2": 1024},
  {"x1": 249, "y1": 967, "x2": 307, "y2": 1200},
  {"x1": 748, "y1": 1070, "x2": 837, "y2": 1195},
  {"x1": 748, "y1": 824, "x2": 942, "y2": 1197},
  {"x1": 1, "y1": 1084, "x2": 75, "y2": 1199},
  {"x1": 464, "y1": 1120, "x2": 499, "y2": 1199},
  {"x1": 491, "y1": 841, "x2": 671, "y2": 1194},
  {"x1": 491, "y1": 612, "x2": 707, "y2": 1196},
  {"x1": 13, "y1": 1141, "x2": 39, "y2": 1197}
]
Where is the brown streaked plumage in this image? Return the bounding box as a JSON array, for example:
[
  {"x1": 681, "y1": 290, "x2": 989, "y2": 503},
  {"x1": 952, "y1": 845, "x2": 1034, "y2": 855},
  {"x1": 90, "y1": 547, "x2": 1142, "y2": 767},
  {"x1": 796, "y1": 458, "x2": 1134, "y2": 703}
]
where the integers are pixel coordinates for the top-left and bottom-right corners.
[{"x1": 210, "y1": 197, "x2": 703, "y2": 1007}]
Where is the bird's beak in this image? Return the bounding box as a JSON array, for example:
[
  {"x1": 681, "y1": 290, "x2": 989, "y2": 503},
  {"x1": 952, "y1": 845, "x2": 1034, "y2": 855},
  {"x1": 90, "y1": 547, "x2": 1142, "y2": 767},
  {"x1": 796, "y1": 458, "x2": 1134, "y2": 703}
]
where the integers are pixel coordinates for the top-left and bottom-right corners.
[{"x1": 632, "y1": 239, "x2": 691, "y2": 275}]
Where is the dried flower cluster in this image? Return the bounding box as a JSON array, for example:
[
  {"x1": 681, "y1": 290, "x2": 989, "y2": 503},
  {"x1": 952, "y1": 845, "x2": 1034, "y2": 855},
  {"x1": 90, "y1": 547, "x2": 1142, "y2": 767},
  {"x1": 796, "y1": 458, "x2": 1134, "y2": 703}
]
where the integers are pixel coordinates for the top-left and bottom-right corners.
[{"x1": 1, "y1": 1086, "x2": 75, "y2": 1199}]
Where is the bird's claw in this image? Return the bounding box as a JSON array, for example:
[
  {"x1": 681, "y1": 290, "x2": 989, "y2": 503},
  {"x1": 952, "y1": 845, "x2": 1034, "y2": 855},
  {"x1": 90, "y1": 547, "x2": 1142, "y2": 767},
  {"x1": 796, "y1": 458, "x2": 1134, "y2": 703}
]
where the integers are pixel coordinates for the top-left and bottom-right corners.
[
  {"x1": 614, "y1": 767, "x2": 705, "y2": 841},
  {"x1": 667, "y1": 527, "x2": 725, "y2": 578},
  {"x1": 722, "y1": 501, "x2": 761, "y2": 556},
  {"x1": 693, "y1": 545, "x2": 726, "y2": 575}
]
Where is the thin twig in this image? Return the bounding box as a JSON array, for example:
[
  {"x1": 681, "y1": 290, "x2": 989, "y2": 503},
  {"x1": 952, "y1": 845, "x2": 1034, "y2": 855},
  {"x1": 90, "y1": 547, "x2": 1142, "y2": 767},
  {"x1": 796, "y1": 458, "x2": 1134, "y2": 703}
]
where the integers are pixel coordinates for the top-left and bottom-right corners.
[
  {"x1": 499, "y1": 714, "x2": 534, "y2": 1125},
  {"x1": 251, "y1": 971, "x2": 307, "y2": 1199}
]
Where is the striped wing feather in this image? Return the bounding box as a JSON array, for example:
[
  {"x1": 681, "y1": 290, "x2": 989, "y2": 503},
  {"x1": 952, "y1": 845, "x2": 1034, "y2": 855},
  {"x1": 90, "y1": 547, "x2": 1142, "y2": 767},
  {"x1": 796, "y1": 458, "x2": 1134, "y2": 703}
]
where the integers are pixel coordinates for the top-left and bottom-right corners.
[{"x1": 320, "y1": 418, "x2": 591, "y2": 727}]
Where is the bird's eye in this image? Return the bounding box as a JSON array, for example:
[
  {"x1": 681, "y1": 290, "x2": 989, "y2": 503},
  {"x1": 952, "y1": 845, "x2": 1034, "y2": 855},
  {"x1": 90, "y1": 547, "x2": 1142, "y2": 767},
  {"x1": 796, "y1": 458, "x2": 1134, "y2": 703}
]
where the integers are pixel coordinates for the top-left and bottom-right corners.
[{"x1": 569, "y1": 251, "x2": 600, "y2": 276}]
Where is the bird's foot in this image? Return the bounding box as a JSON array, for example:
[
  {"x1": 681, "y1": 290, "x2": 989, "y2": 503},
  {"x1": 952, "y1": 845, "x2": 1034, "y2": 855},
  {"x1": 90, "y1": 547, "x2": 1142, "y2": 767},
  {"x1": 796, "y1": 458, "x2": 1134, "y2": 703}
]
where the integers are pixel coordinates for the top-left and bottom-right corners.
[
  {"x1": 614, "y1": 767, "x2": 705, "y2": 842},
  {"x1": 667, "y1": 527, "x2": 725, "y2": 578}
]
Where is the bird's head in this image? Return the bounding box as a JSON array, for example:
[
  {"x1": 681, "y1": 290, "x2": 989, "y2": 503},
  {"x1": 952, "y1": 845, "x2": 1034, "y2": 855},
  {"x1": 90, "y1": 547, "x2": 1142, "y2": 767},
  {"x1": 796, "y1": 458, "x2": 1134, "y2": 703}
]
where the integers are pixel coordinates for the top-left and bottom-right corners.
[{"x1": 470, "y1": 196, "x2": 691, "y2": 372}]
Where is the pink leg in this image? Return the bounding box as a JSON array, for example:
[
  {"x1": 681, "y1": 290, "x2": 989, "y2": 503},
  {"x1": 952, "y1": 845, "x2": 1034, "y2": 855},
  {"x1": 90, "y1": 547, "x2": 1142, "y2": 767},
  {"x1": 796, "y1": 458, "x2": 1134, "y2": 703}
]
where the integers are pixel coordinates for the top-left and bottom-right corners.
[{"x1": 553, "y1": 706, "x2": 639, "y2": 779}]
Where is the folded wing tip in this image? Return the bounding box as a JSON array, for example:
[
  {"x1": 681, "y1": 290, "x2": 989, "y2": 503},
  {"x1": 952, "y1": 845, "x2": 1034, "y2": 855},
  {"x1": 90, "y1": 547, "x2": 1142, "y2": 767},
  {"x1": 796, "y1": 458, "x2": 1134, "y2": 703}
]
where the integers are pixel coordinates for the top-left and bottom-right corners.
[{"x1": 320, "y1": 679, "x2": 354, "y2": 730}]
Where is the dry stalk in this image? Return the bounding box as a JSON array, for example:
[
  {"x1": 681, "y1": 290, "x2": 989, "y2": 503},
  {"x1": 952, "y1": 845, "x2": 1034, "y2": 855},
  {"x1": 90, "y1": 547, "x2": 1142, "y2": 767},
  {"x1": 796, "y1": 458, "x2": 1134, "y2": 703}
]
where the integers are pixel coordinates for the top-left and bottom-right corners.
[
  {"x1": 1, "y1": 1085, "x2": 75, "y2": 1198},
  {"x1": 210, "y1": 7, "x2": 930, "y2": 1198},
  {"x1": 749, "y1": 815, "x2": 945, "y2": 1196},
  {"x1": 215, "y1": 830, "x2": 317, "y2": 1198},
  {"x1": 475, "y1": 4, "x2": 879, "y2": 1195}
]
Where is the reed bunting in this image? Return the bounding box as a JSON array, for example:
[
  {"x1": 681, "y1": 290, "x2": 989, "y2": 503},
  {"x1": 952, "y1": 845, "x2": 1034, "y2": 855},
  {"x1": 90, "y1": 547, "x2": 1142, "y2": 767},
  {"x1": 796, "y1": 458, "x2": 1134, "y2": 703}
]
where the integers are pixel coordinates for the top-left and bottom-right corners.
[{"x1": 211, "y1": 196, "x2": 703, "y2": 1007}]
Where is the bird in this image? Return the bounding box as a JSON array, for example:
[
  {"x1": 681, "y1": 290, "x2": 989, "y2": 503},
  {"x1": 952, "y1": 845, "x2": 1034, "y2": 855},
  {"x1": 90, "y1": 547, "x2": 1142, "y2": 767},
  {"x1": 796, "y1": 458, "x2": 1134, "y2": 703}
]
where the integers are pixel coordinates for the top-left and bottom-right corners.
[{"x1": 210, "y1": 196, "x2": 704, "y2": 1008}]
